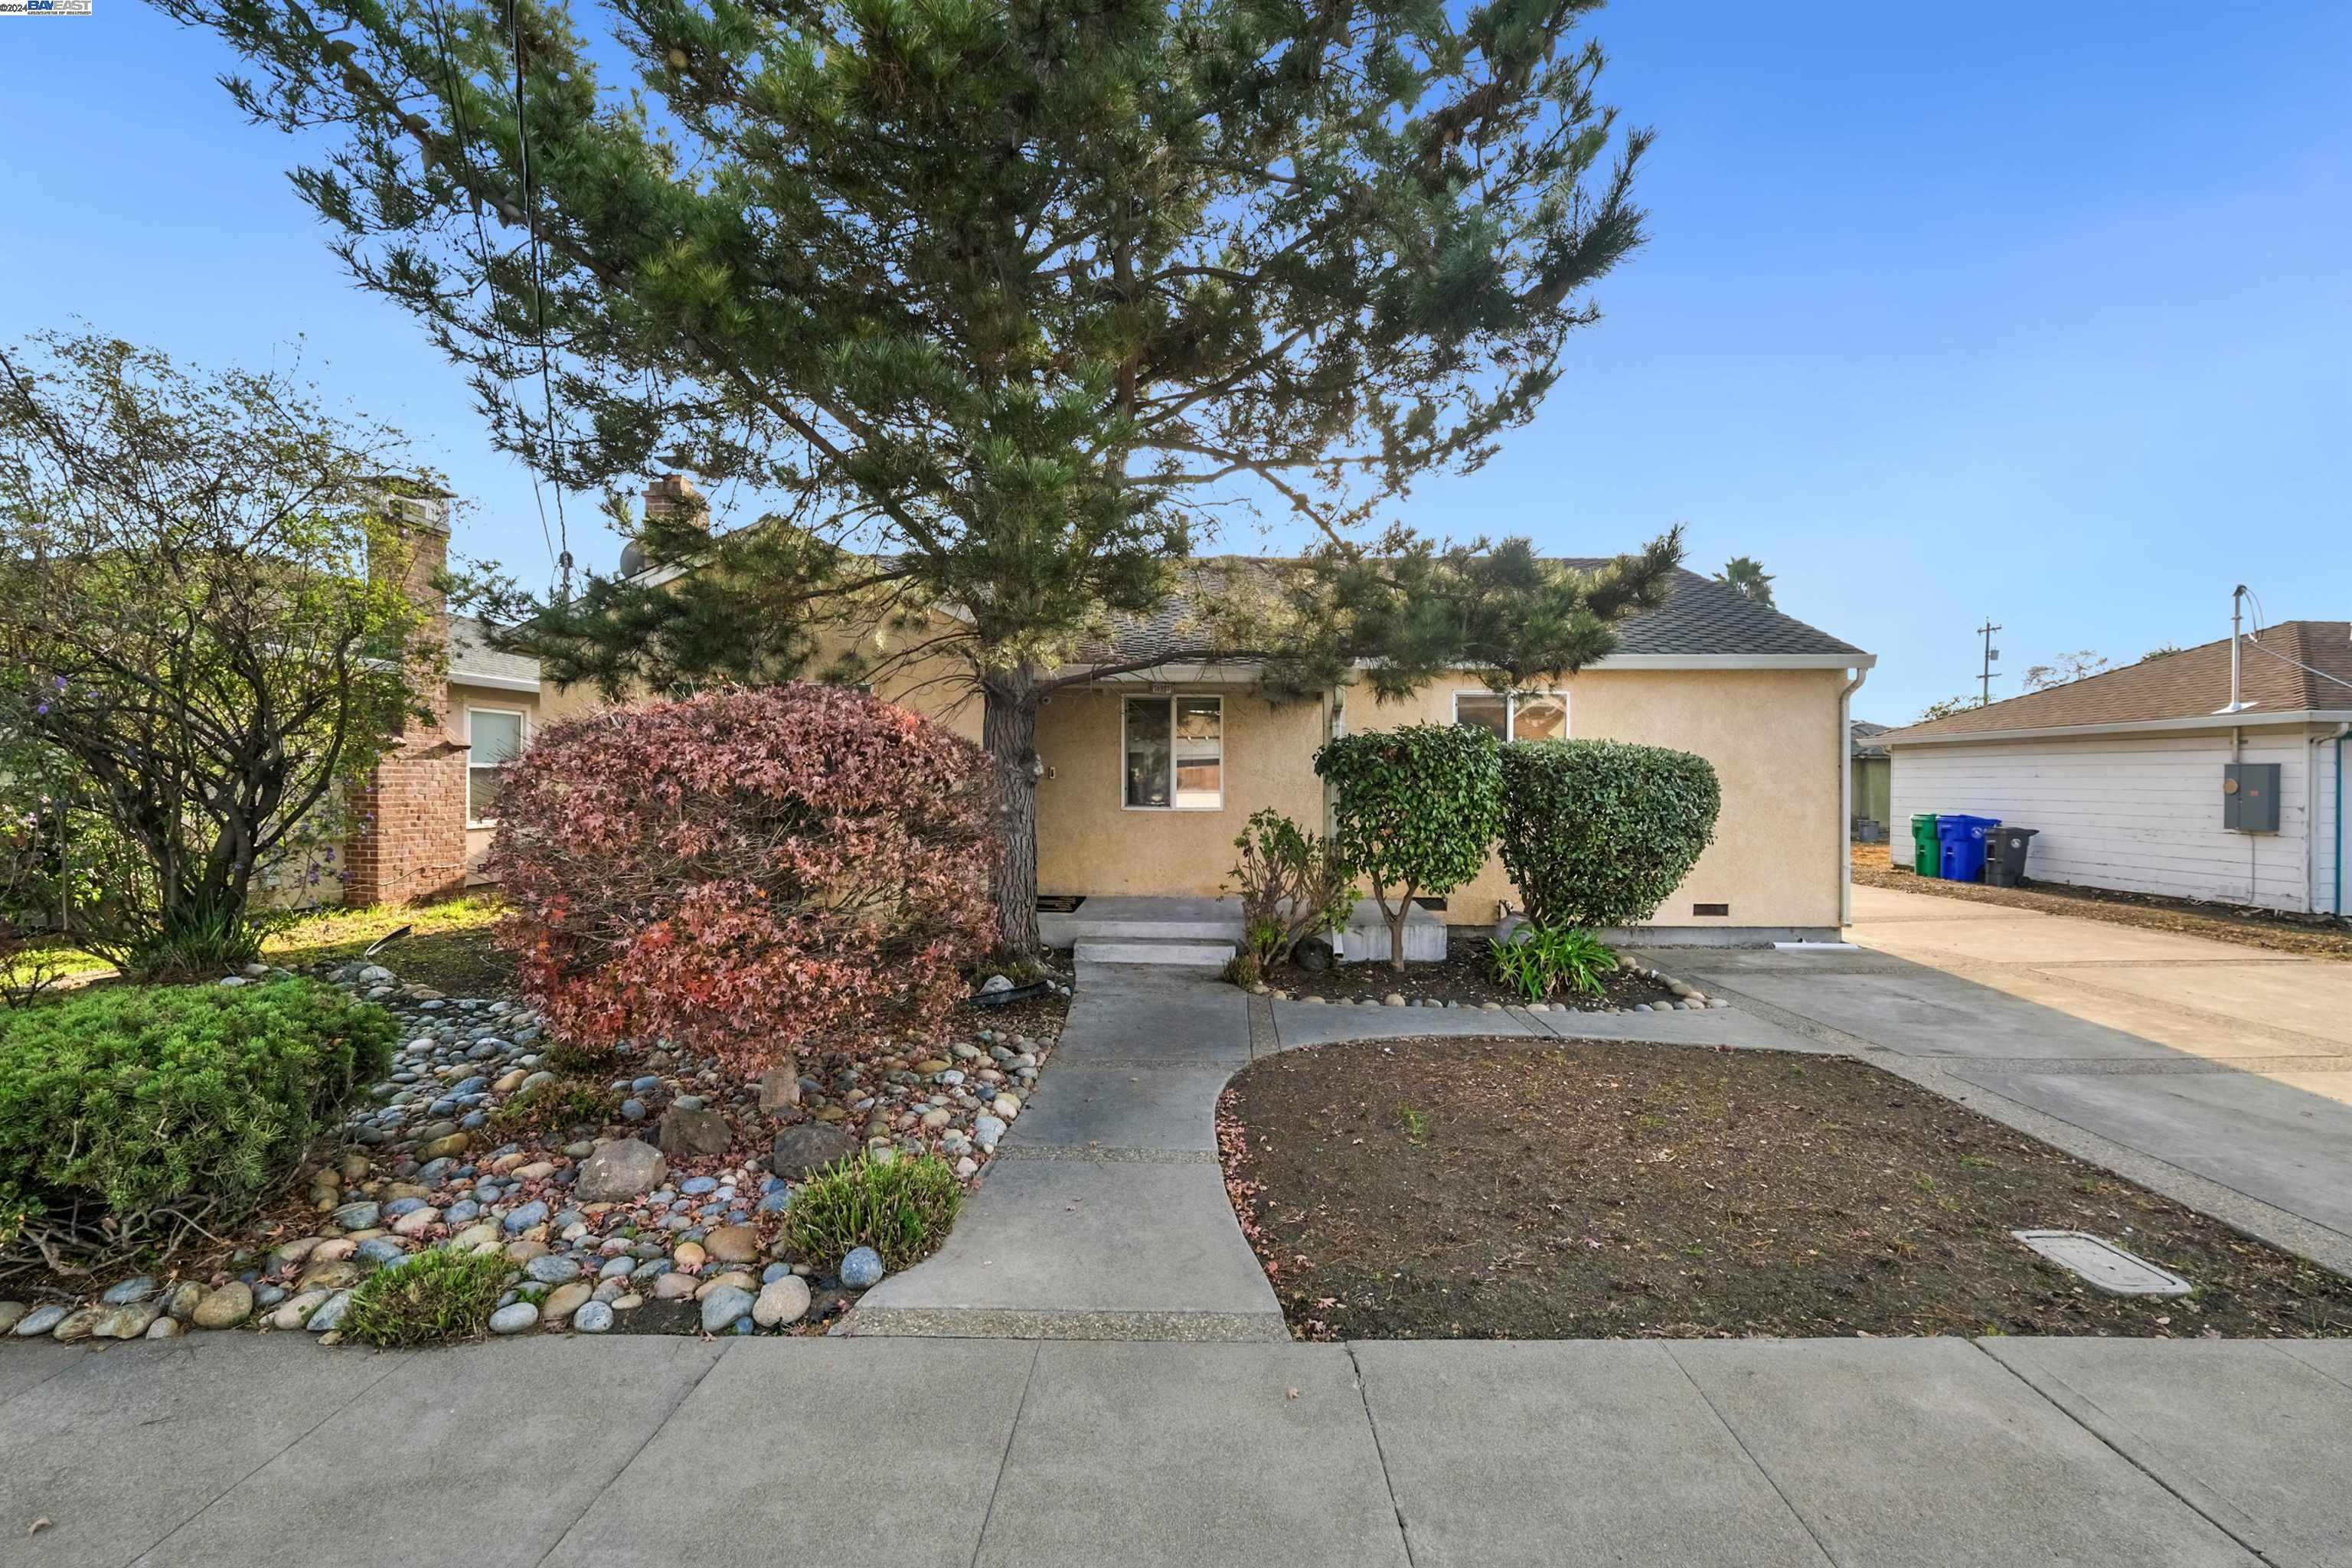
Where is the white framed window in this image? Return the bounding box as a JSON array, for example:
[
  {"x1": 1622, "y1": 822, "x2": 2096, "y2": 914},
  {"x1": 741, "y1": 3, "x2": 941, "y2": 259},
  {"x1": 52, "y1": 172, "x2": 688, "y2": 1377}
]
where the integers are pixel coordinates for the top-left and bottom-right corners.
[
  {"x1": 1453, "y1": 689, "x2": 1568, "y2": 741},
  {"x1": 466, "y1": 706, "x2": 528, "y2": 827},
  {"x1": 1122, "y1": 694, "x2": 1223, "y2": 809}
]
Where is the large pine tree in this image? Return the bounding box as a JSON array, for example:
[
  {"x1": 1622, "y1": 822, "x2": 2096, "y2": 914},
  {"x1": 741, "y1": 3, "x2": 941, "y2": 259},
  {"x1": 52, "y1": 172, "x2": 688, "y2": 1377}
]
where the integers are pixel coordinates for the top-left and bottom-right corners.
[{"x1": 165, "y1": 0, "x2": 1668, "y2": 949}]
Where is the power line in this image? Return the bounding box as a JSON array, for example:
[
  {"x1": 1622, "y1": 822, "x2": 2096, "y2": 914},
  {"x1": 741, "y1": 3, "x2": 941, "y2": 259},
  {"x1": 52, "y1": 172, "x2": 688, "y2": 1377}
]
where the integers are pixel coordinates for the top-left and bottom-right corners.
[{"x1": 508, "y1": 0, "x2": 573, "y2": 601}]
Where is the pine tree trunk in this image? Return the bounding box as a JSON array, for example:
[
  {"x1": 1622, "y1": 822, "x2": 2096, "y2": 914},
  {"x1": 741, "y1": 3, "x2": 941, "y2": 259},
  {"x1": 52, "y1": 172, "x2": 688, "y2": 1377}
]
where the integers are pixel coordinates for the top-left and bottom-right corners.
[{"x1": 982, "y1": 671, "x2": 1044, "y2": 956}]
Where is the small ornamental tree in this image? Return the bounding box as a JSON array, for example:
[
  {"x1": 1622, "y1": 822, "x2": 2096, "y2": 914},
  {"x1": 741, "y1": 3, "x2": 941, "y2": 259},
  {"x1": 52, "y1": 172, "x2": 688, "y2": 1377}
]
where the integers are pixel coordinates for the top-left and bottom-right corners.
[
  {"x1": 1496, "y1": 740, "x2": 1720, "y2": 931},
  {"x1": 488, "y1": 685, "x2": 997, "y2": 1076},
  {"x1": 1316, "y1": 724, "x2": 1503, "y2": 971}
]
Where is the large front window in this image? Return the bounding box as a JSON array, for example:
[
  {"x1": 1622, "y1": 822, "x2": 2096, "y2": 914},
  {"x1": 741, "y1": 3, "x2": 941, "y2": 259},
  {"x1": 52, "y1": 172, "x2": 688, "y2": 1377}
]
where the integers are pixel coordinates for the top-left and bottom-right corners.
[
  {"x1": 1124, "y1": 694, "x2": 1223, "y2": 809},
  {"x1": 467, "y1": 707, "x2": 525, "y2": 825},
  {"x1": 1454, "y1": 689, "x2": 1568, "y2": 741}
]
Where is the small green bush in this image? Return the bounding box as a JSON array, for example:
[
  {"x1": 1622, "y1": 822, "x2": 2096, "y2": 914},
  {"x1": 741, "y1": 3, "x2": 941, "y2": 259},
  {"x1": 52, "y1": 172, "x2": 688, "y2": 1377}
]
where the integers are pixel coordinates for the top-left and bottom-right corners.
[
  {"x1": 1497, "y1": 740, "x2": 1721, "y2": 930},
  {"x1": 1225, "y1": 809, "x2": 1355, "y2": 969},
  {"x1": 783, "y1": 1152, "x2": 962, "y2": 1272},
  {"x1": 1488, "y1": 924, "x2": 1617, "y2": 1001},
  {"x1": 1316, "y1": 724, "x2": 1503, "y2": 969},
  {"x1": 491, "y1": 1077, "x2": 621, "y2": 1135},
  {"x1": 0, "y1": 978, "x2": 395, "y2": 1252},
  {"x1": 341, "y1": 1247, "x2": 511, "y2": 1347}
]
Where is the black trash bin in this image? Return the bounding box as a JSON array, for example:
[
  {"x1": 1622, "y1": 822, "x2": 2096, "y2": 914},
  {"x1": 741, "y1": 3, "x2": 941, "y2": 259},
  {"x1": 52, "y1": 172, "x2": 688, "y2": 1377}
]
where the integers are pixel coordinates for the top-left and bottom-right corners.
[{"x1": 1985, "y1": 826, "x2": 2038, "y2": 887}]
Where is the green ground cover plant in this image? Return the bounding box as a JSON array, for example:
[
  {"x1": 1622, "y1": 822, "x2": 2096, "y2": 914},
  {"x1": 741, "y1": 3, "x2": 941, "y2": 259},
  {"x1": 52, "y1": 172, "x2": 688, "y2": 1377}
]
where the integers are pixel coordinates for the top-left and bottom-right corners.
[
  {"x1": 783, "y1": 1152, "x2": 963, "y2": 1273},
  {"x1": 0, "y1": 977, "x2": 394, "y2": 1271}
]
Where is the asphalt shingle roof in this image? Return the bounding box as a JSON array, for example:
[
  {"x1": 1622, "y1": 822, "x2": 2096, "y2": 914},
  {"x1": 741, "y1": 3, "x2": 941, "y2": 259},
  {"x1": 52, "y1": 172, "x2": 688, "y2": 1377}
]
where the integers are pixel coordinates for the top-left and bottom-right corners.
[
  {"x1": 447, "y1": 616, "x2": 541, "y2": 688},
  {"x1": 1076, "y1": 561, "x2": 1865, "y2": 665},
  {"x1": 1880, "y1": 621, "x2": 2352, "y2": 743}
]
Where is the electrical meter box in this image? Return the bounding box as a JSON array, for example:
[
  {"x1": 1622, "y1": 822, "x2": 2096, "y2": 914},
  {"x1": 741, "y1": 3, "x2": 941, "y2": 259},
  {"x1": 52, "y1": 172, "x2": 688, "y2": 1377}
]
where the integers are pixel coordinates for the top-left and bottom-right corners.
[{"x1": 2223, "y1": 763, "x2": 2280, "y2": 833}]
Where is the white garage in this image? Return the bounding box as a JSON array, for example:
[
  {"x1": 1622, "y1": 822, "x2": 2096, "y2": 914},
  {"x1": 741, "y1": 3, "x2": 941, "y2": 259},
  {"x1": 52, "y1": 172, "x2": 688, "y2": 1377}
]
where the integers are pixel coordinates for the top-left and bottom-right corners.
[{"x1": 1881, "y1": 621, "x2": 2350, "y2": 916}]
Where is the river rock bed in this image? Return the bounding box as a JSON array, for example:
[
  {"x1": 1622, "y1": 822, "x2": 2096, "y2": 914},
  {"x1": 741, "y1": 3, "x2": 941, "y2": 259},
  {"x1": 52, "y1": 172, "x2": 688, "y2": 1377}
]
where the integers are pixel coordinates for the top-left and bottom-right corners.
[{"x1": 2, "y1": 957, "x2": 1067, "y2": 1348}]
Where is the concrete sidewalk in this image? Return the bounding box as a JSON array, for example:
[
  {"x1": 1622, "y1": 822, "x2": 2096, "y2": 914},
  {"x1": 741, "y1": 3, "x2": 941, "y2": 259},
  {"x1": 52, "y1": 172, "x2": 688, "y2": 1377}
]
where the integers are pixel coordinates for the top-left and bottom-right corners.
[
  {"x1": 7, "y1": 1331, "x2": 2350, "y2": 1567},
  {"x1": 848, "y1": 963, "x2": 1288, "y2": 1340},
  {"x1": 1664, "y1": 884, "x2": 2352, "y2": 1273}
]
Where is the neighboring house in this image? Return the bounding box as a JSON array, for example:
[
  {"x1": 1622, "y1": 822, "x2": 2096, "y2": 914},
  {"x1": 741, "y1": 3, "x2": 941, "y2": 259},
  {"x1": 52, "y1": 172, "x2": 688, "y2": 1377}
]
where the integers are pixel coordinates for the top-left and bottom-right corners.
[
  {"x1": 342, "y1": 502, "x2": 542, "y2": 906},
  {"x1": 1851, "y1": 720, "x2": 1892, "y2": 840},
  {"x1": 1880, "y1": 623, "x2": 2351, "y2": 915}
]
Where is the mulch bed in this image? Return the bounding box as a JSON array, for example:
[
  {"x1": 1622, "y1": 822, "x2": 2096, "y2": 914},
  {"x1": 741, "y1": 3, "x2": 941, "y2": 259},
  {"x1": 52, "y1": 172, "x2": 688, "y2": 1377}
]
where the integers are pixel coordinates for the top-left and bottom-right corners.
[
  {"x1": 1272, "y1": 930, "x2": 1681, "y2": 1010},
  {"x1": 1852, "y1": 844, "x2": 2352, "y2": 962},
  {"x1": 1220, "y1": 1036, "x2": 2352, "y2": 1340}
]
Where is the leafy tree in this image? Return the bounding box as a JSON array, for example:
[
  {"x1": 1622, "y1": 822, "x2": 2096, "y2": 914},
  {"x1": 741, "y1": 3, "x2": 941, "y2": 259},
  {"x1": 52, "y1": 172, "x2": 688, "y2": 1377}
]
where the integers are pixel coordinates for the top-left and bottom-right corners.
[
  {"x1": 1316, "y1": 724, "x2": 1502, "y2": 970},
  {"x1": 165, "y1": 0, "x2": 1664, "y2": 951},
  {"x1": 0, "y1": 332, "x2": 436, "y2": 975},
  {"x1": 2141, "y1": 643, "x2": 2185, "y2": 662},
  {"x1": 1713, "y1": 555, "x2": 1775, "y2": 606},
  {"x1": 2021, "y1": 649, "x2": 2110, "y2": 691},
  {"x1": 1916, "y1": 694, "x2": 1978, "y2": 722}
]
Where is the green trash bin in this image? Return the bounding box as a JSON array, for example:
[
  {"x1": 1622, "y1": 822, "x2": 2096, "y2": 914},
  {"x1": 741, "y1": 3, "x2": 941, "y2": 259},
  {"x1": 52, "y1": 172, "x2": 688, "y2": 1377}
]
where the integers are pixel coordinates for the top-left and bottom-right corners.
[{"x1": 1909, "y1": 813, "x2": 1941, "y2": 875}]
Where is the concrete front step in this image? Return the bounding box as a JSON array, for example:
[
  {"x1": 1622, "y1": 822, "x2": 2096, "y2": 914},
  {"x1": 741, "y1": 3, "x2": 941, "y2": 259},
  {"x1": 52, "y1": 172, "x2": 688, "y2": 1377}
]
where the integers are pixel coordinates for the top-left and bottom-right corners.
[{"x1": 1073, "y1": 938, "x2": 1237, "y2": 967}]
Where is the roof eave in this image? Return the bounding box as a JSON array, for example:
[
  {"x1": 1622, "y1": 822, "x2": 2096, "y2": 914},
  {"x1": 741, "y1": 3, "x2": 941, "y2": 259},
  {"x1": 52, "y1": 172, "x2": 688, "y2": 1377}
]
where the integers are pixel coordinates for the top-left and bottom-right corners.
[{"x1": 1883, "y1": 709, "x2": 2352, "y2": 746}]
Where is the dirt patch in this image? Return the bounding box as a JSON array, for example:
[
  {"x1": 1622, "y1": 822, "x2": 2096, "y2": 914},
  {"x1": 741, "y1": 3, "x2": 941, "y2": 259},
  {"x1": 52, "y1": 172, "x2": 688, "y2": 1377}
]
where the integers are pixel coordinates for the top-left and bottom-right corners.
[
  {"x1": 1854, "y1": 843, "x2": 2352, "y2": 962},
  {"x1": 1220, "y1": 1036, "x2": 2352, "y2": 1340},
  {"x1": 1270, "y1": 930, "x2": 1681, "y2": 1011}
]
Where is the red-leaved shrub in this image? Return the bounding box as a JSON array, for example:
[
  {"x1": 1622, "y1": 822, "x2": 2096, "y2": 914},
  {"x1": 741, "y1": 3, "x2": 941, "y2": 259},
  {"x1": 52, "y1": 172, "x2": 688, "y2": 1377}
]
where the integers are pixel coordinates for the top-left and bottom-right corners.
[{"x1": 486, "y1": 684, "x2": 998, "y2": 1074}]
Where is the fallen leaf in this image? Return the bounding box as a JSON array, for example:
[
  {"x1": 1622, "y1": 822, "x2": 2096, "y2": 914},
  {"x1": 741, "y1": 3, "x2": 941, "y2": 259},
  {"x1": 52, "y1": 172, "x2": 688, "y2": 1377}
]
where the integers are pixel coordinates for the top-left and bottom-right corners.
[{"x1": 1285, "y1": 1387, "x2": 1300, "y2": 1400}]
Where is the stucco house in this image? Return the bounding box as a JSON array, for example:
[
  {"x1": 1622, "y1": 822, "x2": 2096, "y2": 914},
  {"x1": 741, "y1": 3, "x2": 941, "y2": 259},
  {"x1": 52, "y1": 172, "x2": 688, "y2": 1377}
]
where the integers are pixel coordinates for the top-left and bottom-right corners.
[
  {"x1": 1880, "y1": 623, "x2": 2350, "y2": 916},
  {"x1": 371, "y1": 481, "x2": 1876, "y2": 948},
  {"x1": 1001, "y1": 564, "x2": 1874, "y2": 949}
]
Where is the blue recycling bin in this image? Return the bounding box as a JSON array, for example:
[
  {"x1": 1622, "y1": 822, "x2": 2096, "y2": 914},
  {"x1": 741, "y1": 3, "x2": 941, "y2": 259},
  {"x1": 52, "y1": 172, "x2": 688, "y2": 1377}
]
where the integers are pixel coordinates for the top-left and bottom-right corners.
[{"x1": 1936, "y1": 814, "x2": 2001, "y2": 881}]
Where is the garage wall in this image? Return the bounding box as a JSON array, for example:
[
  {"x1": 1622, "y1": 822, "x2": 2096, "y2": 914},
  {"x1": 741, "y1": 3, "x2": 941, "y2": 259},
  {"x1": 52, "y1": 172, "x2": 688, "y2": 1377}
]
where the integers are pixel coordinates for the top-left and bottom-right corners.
[
  {"x1": 1888, "y1": 724, "x2": 2324, "y2": 913},
  {"x1": 2318, "y1": 734, "x2": 2343, "y2": 916}
]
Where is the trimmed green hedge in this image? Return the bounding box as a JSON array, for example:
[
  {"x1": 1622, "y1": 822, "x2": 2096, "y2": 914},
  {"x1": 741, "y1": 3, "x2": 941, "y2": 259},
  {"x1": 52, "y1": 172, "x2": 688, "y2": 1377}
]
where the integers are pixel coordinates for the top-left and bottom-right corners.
[
  {"x1": 1498, "y1": 740, "x2": 1721, "y2": 930},
  {"x1": 0, "y1": 978, "x2": 395, "y2": 1241}
]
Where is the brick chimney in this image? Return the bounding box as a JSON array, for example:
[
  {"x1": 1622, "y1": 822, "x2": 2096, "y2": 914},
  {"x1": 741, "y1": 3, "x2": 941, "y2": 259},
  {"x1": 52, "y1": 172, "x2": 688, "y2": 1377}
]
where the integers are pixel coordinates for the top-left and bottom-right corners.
[
  {"x1": 344, "y1": 486, "x2": 469, "y2": 907},
  {"x1": 622, "y1": 473, "x2": 707, "y2": 578}
]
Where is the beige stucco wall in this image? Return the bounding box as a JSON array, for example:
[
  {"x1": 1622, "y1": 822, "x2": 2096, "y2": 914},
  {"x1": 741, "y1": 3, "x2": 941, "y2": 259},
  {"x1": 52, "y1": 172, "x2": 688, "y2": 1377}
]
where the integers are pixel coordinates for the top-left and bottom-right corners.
[
  {"x1": 1034, "y1": 686, "x2": 1329, "y2": 898},
  {"x1": 1343, "y1": 668, "x2": 1847, "y2": 929},
  {"x1": 1027, "y1": 666, "x2": 1848, "y2": 931}
]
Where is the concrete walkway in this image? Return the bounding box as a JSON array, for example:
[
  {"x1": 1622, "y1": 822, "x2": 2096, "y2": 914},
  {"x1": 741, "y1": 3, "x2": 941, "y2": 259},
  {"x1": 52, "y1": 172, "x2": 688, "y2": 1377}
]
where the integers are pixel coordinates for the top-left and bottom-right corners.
[
  {"x1": 851, "y1": 963, "x2": 1818, "y2": 1340},
  {"x1": 1664, "y1": 884, "x2": 2352, "y2": 1272},
  {"x1": 849, "y1": 964, "x2": 1286, "y2": 1340},
  {"x1": 7, "y1": 1331, "x2": 2352, "y2": 1567}
]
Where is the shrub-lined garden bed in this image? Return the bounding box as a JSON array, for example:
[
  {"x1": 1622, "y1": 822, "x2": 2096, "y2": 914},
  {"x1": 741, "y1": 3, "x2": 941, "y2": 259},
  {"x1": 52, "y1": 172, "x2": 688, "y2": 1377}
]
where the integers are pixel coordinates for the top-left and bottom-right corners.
[
  {"x1": 1265, "y1": 932, "x2": 1684, "y2": 1011},
  {"x1": 1219, "y1": 1037, "x2": 2352, "y2": 1341},
  {"x1": 1, "y1": 952, "x2": 1067, "y2": 1345}
]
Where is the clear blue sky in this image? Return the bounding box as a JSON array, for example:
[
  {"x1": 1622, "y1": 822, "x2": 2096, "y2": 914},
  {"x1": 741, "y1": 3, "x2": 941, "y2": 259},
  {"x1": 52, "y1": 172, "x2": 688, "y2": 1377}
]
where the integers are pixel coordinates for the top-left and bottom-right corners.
[{"x1": 3, "y1": 1, "x2": 2344, "y2": 722}]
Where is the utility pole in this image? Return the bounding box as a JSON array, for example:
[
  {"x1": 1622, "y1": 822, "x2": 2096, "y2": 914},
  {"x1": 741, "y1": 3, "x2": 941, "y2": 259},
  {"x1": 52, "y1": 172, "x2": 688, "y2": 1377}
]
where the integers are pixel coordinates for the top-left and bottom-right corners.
[{"x1": 1976, "y1": 619, "x2": 2002, "y2": 706}]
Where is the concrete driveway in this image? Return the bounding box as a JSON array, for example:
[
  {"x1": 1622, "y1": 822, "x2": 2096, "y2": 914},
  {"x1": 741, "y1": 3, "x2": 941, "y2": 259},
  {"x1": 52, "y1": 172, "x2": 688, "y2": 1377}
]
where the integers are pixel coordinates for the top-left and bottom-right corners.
[{"x1": 1660, "y1": 884, "x2": 2352, "y2": 1270}]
